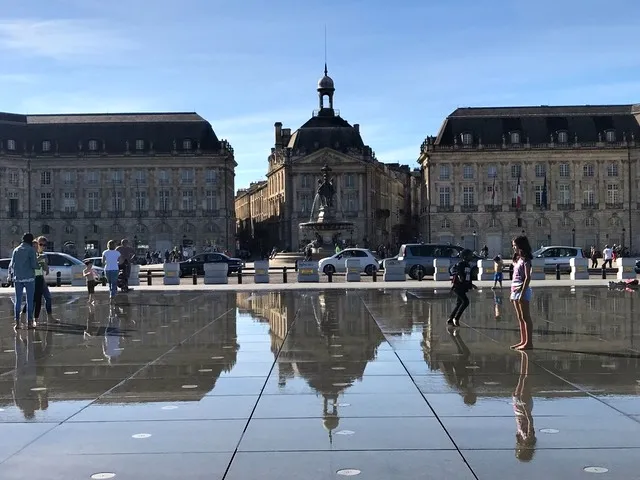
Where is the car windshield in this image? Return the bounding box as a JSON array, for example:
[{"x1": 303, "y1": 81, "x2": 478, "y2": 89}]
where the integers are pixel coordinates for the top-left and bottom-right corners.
[{"x1": 532, "y1": 249, "x2": 543, "y2": 257}]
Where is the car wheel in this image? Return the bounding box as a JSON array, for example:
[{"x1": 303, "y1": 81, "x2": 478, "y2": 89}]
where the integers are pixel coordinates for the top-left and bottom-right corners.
[
  {"x1": 364, "y1": 264, "x2": 375, "y2": 276},
  {"x1": 323, "y1": 265, "x2": 336, "y2": 276},
  {"x1": 409, "y1": 265, "x2": 423, "y2": 280}
]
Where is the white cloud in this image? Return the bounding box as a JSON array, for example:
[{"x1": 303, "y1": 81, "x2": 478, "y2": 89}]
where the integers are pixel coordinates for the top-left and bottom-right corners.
[{"x1": 0, "y1": 19, "x2": 135, "y2": 61}]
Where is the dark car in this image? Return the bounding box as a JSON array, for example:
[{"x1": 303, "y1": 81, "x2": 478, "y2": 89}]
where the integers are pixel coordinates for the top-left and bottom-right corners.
[{"x1": 179, "y1": 253, "x2": 242, "y2": 277}]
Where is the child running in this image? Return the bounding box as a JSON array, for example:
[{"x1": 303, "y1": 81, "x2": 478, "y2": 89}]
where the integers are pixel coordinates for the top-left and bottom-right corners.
[
  {"x1": 83, "y1": 260, "x2": 99, "y2": 305},
  {"x1": 492, "y1": 255, "x2": 504, "y2": 289},
  {"x1": 448, "y1": 249, "x2": 477, "y2": 327}
]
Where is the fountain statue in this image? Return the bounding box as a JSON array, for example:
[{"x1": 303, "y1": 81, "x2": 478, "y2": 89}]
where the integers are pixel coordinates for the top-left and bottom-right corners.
[{"x1": 299, "y1": 164, "x2": 355, "y2": 254}]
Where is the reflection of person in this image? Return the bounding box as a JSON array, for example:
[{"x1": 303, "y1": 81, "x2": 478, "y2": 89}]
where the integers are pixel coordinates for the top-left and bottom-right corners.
[
  {"x1": 513, "y1": 351, "x2": 536, "y2": 461},
  {"x1": 9, "y1": 233, "x2": 38, "y2": 330},
  {"x1": 441, "y1": 327, "x2": 476, "y2": 405},
  {"x1": 13, "y1": 330, "x2": 49, "y2": 419},
  {"x1": 494, "y1": 291, "x2": 503, "y2": 320},
  {"x1": 510, "y1": 236, "x2": 534, "y2": 350},
  {"x1": 103, "y1": 304, "x2": 124, "y2": 364}
]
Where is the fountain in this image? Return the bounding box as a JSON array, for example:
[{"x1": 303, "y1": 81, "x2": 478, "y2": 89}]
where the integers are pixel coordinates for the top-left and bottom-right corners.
[{"x1": 299, "y1": 164, "x2": 354, "y2": 255}]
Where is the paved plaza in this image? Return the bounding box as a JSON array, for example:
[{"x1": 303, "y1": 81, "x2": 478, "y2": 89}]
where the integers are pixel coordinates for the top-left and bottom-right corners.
[{"x1": 0, "y1": 286, "x2": 638, "y2": 479}]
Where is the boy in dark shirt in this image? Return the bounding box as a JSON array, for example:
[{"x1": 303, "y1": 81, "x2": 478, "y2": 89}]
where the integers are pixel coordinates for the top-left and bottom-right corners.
[{"x1": 448, "y1": 249, "x2": 477, "y2": 327}]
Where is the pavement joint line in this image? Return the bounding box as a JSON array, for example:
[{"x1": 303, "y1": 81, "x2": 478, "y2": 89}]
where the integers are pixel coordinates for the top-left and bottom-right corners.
[
  {"x1": 358, "y1": 293, "x2": 481, "y2": 480},
  {"x1": 0, "y1": 306, "x2": 236, "y2": 466}
]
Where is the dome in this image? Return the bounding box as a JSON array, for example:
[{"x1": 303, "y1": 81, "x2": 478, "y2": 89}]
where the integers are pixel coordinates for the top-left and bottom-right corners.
[{"x1": 318, "y1": 75, "x2": 335, "y2": 90}]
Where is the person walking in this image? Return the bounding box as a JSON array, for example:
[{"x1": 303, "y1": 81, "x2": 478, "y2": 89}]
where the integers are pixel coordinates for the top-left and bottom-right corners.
[
  {"x1": 448, "y1": 249, "x2": 477, "y2": 327},
  {"x1": 510, "y1": 235, "x2": 534, "y2": 350},
  {"x1": 102, "y1": 240, "x2": 121, "y2": 300},
  {"x1": 602, "y1": 244, "x2": 613, "y2": 269},
  {"x1": 22, "y1": 237, "x2": 56, "y2": 323},
  {"x1": 8, "y1": 233, "x2": 38, "y2": 330},
  {"x1": 590, "y1": 246, "x2": 598, "y2": 269},
  {"x1": 116, "y1": 238, "x2": 135, "y2": 292}
]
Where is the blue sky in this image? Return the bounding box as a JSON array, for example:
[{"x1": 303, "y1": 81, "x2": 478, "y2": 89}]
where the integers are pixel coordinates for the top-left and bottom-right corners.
[{"x1": 1, "y1": 0, "x2": 640, "y2": 189}]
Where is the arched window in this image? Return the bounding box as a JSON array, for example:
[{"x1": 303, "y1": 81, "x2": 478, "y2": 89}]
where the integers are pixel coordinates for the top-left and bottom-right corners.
[
  {"x1": 464, "y1": 218, "x2": 476, "y2": 229},
  {"x1": 605, "y1": 130, "x2": 616, "y2": 143},
  {"x1": 583, "y1": 164, "x2": 594, "y2": 177},
  {"x1": 461, "y1": 133, "x2": 473, "y2": 145},
  {"x1": 609, "y1": 216, "x2": 622, "y2": 227},
  {"x1": 510, "y1": 131, "x2": 521, "y2": 144},
  {"x1": 561, "y1": 217, "x2": 572, "y2": 228},
  {"x1": 557, "y1": 131, "x2": 568, "y2": 143},
  {"x1": 536, "y1": 218, "x2": 544, "y2": 228},
  {"x1": 41, "y1": 224, "x2": 51, "y2": 234},
  {"x1": 441, "y1": 218, "x2": 451, "y2": 229},
  {"x1": 585, "y1": 217, "x2": 596, "y2": 228}
]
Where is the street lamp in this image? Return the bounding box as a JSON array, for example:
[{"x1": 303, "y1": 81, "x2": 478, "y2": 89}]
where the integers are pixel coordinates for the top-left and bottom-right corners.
[
  {"x1": 571, "y1": 228, "x2": 575, "y2": 247},
  {"x1": 134, "y1": 235, "x2": 138, "y2": 249},
  {"x1": 622, "y1": 228, "x2": 626, "y2": 248},
  {"x1": 472, "y1": 230, "x2": 477, "y2": 252}
]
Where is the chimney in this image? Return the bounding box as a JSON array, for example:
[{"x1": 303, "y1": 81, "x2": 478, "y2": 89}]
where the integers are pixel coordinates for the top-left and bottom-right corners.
[
  {"x1": 354, "y1": 124, "x2": 360, "y2": 133},
  {"x1": 281, "y1": 128, "x2": 291, "y2": 147},
  {"x1": 274, "y1": 122, "x2": 283, "y2": 147}
]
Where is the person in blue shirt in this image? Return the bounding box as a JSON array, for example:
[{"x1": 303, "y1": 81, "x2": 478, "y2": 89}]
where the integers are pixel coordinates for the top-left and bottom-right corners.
[{"x1": 8, "y1": 233, "x2": 39, "y2": 330}]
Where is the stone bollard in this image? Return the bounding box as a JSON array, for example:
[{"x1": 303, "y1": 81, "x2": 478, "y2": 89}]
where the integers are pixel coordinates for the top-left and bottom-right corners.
[
  {"x1": 56, "y1": 271, "x2": 62, "y2": 287},
  {"x1": 71, "y1": 265, "x2": 85, "y2": 286},
  {"x1": 530, "y1": 258, "x2": 545, "y2": 280},
  {"x1": 163, "y1": 263, "x2": 180, "y2": 286},
  {"x1": 128, "y1": 264, "x2": 140, "y2": 287},
  {"x1": 192, "y1": 268, "x2": 198, "y2": 285},
  {"x1": 433, "y1": 258, "x2": 450, "y2": 281},
  {"x1": 477, "y1": 259, "x2": 494, "y2": 281},
  {"x1": 383, "y1": 259, "x2": 406, "y2": 281},
  {"x1": 297, "y1": 261, "x2": 319, "y2": 283},
  {"x1": 254, "y1": 260, "x2": 269, "y2": 284},
  {"x1": 345, "y1": 258, "x2": 361, "y2": 282},
  {"x1": 570, "y1": 257, "x2": 589, "y2": 280},
  {"x1": 283, "y1": 266, "x2": 287, "y2": 283},
  {"x1": 616, "y1": 257, "x2": 635, "y2": 280},
  {"x1": 204, "y1": 263, "x2": 228, "y2": 284},
  {"x1": 147, "y1": 270, "x2": 152, "y2": 286}
]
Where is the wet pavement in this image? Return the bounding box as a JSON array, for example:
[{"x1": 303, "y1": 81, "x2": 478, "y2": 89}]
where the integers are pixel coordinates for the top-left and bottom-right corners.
[{"x1": 0, "y1": 287, "x2": 638, "y2": 479}]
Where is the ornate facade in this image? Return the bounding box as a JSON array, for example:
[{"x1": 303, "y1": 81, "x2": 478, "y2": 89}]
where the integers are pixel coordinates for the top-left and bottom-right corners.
[
  {"x1": 0, "y1": 112, "x2": 236, "y2": 257},
  {"x1": 418, "y1": 105, "x2": 640, "y2": 255},
  {"x1": 235, "y1": 67, "x2": 414, "y2": 253}
]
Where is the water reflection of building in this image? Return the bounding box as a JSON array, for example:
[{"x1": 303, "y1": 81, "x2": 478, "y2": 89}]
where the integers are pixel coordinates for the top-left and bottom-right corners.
[
  {"x1": 240, "y1": 290, "x2": 385, "y2": 437},
  {"x1": 0, "y1": 293, "x2": 239, "y2": 413}
]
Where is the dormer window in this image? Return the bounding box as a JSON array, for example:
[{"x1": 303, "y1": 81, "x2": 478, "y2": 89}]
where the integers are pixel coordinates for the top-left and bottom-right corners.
[
  {"x1": 135, "y1": 139, "x2": 144, "y2": 151},
  {"x1": 42, "y1": 140, "x2": 51, "y2": 152},
  {"x1": 183, "y1": 139, "x2": 192, "y2": 150},
  {"x1": 510, "y1": 131, "x2": 521, "y2": 144},
  {"x1": 88, "y1": 140, "x2": 98, "y2": 151},
  {"x1": 461, "y1": 132, "x2": 473, "y2": 146},
  {"x1": 557, "y1": 131, "x2": 568, "y2": 144},
  {"x1": 7, "y1": 139, "x2": 16, "y2": 151},
  {"x1": 605, "y1": 130, "x2": 616, "y2": 143}
]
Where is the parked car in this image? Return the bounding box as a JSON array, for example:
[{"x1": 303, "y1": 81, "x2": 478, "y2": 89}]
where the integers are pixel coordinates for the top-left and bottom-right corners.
[
  {"x1": 2, "y1": 253, "x2": 103, "y2": 285},
  {"x1": 318, "y1": 248, "x2": 379, "y2": 276},
  {"x1": 532, "y1": 246, "x2": 585, "y2": 273},
  {"x1": 85, "y1": 256, "x2": 104, "y2": 268},
  {"x1": 393, "y1": 243, "x2": 466, "y2": 280},
  {"x1": 179, "y1": 252, "x2": 242, "y2": 277},
  {"x1": 0, "y1": 258, "x2": 10, "y2": 287}
]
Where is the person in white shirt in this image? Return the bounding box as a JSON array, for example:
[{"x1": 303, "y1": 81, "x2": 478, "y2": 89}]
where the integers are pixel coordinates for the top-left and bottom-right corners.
[
  {"x1": 102, "y1": 240, "x2": 121, "y2": 299},
  {"x1": 602, "y1": 245, "x2": 613, "y2": 269}
]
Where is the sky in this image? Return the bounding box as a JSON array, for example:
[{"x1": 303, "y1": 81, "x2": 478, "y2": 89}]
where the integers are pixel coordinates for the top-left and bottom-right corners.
[{"x1": 1, "y1": 0, "x2": 640, "y2": 189}]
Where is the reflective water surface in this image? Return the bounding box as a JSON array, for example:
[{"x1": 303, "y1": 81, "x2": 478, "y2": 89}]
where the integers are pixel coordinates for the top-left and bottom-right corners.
[{"x1": 0, "y1": 287, "x2": 638, "y2": 479}]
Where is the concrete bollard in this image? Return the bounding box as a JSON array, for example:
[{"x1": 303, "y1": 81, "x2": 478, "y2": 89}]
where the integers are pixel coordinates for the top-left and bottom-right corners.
[
  {"x1": 56, "y1": 271, "x2": 62, "y2": 287},
  {"x1": 297, "y1": 261, "x2": 319, "y2": 283},
  {"x1": 345, "y1": 258, "x2": 361, "y2": 282},
  {"x1": 237, "y1": 266, "x2": 243, "y2": 284},
  {"x1": 204, "y1": 263, "x2": 228, "y2": 284},
  {"x1": 433, "y1": 258, "x2": 450, "y2": 281},
  {"x1": 556, "y1": 263, "x2": 561, "y2": 280},
  {"x1": 71, "y1": 265, "x2": 85, "y2": 287},
  {"x1": 147, "y1": 270, "x2": 152, "y2": 286},
  {"x1": 254, "y1": 260, "x2": 269, "y2": 284},
  {"x1": 477, "y1": 259, "x2": 494, "y2": 281},
  {"x1": 163, "y1": 263, "x2": 180, "y2": 286},
  {"x1": 570, "y1": 257, "x2": 589, "y2": 280},
  {"x1": 283, "y1": 266, "x2": 287, "y2": 283},
  {"x1": 192, "y1": 268, "x2": 198, "y2": 285},
  {"x1": 128, "y1": 264, "x2": 140, "y2": 287},
  {"x1": 383, "y1": 259, "x2": 406, "y2": 282},
  {"x1": 616, "y1": 257, "x2": 635, "y2": 280},
  {"x1": 530, "y1": 258, "x2": 545, "y2": 280}
]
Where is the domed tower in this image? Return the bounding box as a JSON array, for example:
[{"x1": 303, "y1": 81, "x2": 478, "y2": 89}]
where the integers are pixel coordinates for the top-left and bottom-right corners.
[{"x1": 317, "y1": 63, "x2": 335, "y2": 111}]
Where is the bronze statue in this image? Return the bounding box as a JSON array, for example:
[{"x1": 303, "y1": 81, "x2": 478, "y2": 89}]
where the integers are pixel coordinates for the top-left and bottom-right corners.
[{"x1": 316, "y1": 164, "x2": 335, "y2": 208}]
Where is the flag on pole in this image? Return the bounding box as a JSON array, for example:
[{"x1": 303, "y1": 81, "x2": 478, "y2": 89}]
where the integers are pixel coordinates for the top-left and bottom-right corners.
[
  {"x1": 515, "y1": 175, "x2": 522, "y2": 210},
  {"x1": 491, "y1": 177, "x2": 496, "y2": 206},
  {"x1": 541, "y1": 173, "x2": 548, "y2": 210}
]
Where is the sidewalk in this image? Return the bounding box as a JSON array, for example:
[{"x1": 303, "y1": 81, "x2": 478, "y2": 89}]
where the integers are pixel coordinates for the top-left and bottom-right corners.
[{"x1": 0, "y1": 277, "x2": 614, "y2": 294}]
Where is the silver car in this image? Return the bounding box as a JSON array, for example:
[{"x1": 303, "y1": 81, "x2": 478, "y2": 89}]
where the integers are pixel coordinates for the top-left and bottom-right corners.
[{"x1": 533, "y1": 246, "x2": 585, "y2": 273}]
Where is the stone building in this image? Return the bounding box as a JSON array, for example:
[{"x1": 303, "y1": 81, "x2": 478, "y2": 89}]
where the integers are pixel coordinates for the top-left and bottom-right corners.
[
  {"x1": 0, "y1": 112, "x2": 236, "y2": 257},
  {"x1": 235, "y1": 66, "x2": 413, "y2": 252},
  {"x1": 418, "y1": 105, "x2": 640, "y2": 255}
]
